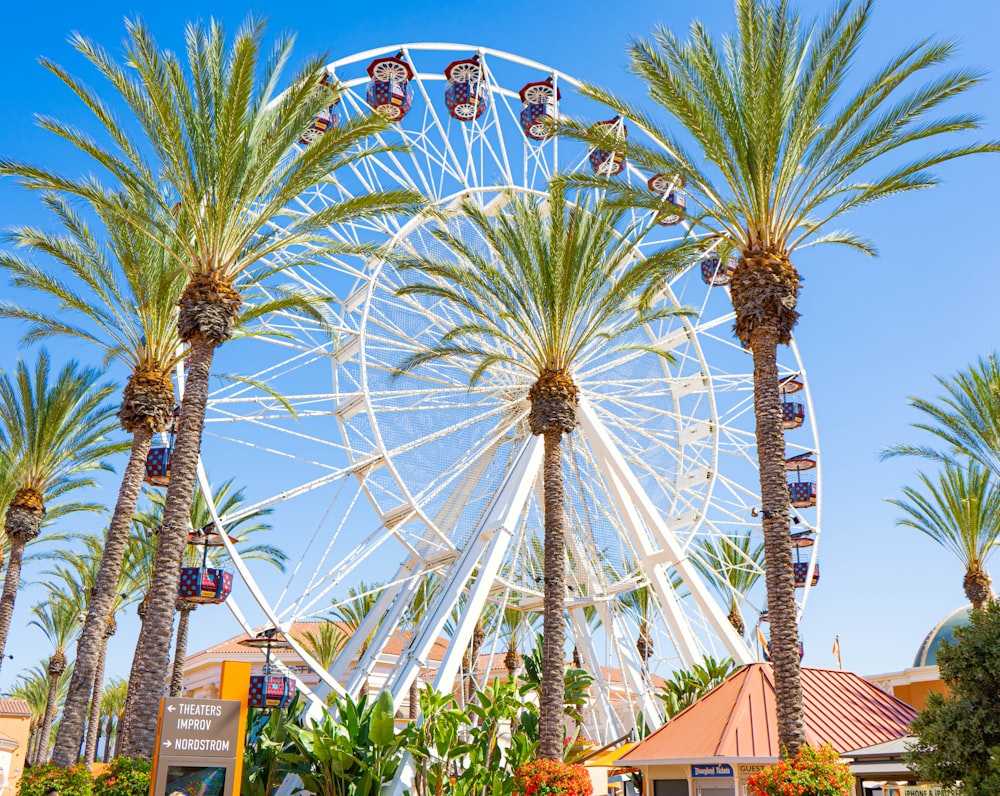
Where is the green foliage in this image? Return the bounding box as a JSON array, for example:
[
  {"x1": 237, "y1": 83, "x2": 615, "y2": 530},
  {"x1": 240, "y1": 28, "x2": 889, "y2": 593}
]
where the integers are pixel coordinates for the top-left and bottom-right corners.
[
  {"x1": 520, "y1": 635, "x2": 594, "y2": 726},
  {"x1": 746, "y1": 745, "x2": 851, "y2": 796},
  {"x1": 242, "y1": 695, "x2": 305, "y2": 796},
  {"x1": 908, "y1": 600, "x2": 1000, "y2": 794},
  {"x1": 18, "y1": 763, "x2": 94, "y2": 796},
  {"x1": 657, "y1": 656, "x2": 738, "y2": 718},
  {"x1": 409, "y1": 679, "x2": 537, "y2": 796},
  {"x1": 283, "y1": 690, "x2": 408, "y2": 796},
  {"x1": 92, "y1": 757, "x2": 151, "y2": 796},
  {"x1": 513, "y1": 759, "x2": 593, "y2": 796}
]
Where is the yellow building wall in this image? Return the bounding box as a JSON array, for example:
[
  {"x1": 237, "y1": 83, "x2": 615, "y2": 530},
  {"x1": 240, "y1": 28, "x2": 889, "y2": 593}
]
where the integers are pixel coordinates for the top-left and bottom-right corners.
[
  {"x1": 0, "y1": 714, "x2": 32, "y2": 796},
  {"x1": 891, "y1": 679, "x2": 948, "y2": 712}
]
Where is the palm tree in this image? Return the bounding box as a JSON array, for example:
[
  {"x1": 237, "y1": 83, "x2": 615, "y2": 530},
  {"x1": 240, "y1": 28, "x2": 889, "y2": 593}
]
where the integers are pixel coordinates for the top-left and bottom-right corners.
[
  {"x1": 891, "y1": 461, "x2": 1000, "y2": 609},
  {"x1": 693, "y1": 532, "x2": 766, "y2": 637},
  {"x1": 563, "y1": 0, "x2": 998, "y2": 755},
  {"x1": 98, "y1": 677, "x2": 128, "y2": 762},
  {"x1": 10, "y1": 663, "x2": 51, "y2": 764},
  {"x1": 884, "y1": 355, "x2": 1000, "y2": 478},
  {"x1": 0, "y1": 191, "x2": 187, "y2": 766},
  {"x1": 300, "y1": 622, "x2": 347, "y2": 671},
  {"x1": 403, "y1": 574, "x2": 438, "y2": 719},
  {"x1": 29, "y1": 592, "x2": 81, "y2": 763},
  {"x1": 395, "y1": 185, "x2": 692, "y2": 759},
  {"x1": 1, "y1": 18, "x2": 423, "y2": 758},
  {"x1": 657, "y1": 655, "x2": 737, "y2": 718},
  {"x1": 329, "y1": 581, "x2": 385, "y2": 699},
  {"x1": 618, "y1": 586, "x2": 655, "y2": 671},
  {"x1": 0, "y1": 352, "x2": 120, "y2": 675}
]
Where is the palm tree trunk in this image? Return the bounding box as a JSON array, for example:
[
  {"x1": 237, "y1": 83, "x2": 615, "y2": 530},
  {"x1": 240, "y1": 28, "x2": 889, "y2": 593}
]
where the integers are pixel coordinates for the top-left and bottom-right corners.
[
  {"x1": 409, "y1": 674, "x2": 420, "y2": 721},
  {"x1": 0, "y1": 532, "x2": 31, "y2": 676},
  {"x1": 170, "y1": 603, "x2": 195, "y2": 696},
  {"x1": 121, "y1": 339, "x2": 217, "y2": 757},
  {"x1": 539, "y1": 429, "x2": 567, "y2": 760},
  {"x1": 36, "y1": 663, "x2": 62, "y2": 764},
  {"x1": 83, "y1": 630, "x2": 111, "y2": 765},
  {"x1": 750, "y1": 325, "x2": 805, "y2": 758},
  {"x1": 53, "y1": 428, "x2": 153, "y2": 765},
  {"x1": 103, "y1": 717, "x2": 115, "y2": 763}
]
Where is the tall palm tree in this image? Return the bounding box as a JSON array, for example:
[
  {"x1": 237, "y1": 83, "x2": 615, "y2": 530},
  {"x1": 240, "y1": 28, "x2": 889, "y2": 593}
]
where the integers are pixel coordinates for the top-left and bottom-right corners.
[
  {"x1": 891, "y1": 460, "x2": 1000, "y2": 609},
  {"x1": 0, "y1": 191, "x2": 186, "y2": 766},
  {"x1": 29, "y1": 592, "x2": 81, "y2": 764},
  {"x1": 2, "y1": 18, "x2": 423, "y2": 758},
  {"x1": 395, "y1": 185, "x2": 692, "y2": 759},
  {"x1": 563, "y1": 0, "x2": 998, "y2": 755},
  {"x1": 884, "y1": 355, "x2": 1000, "y2": 478},
  {"x1": 0, "y1": 352, "x2": 120, "y2": 675},
  {"x1": 693, "y1": 532, "x2": 766, "y2": 637}
]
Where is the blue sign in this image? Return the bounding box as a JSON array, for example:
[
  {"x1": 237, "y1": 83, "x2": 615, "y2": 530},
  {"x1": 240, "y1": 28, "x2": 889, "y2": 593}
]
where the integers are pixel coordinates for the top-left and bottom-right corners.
[{"x1": 691, "y1": 763, "x2": 734, "y2": 778}]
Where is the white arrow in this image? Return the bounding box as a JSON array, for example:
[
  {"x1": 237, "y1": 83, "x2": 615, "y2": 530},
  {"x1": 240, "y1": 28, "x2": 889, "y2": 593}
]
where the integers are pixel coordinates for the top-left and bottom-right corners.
[
  {"x1": 167, "y1": 704, "x2": 175, "y2": 713},
  {"x1": 162, "y1": 740, "x2": 172, "y2": 748}
]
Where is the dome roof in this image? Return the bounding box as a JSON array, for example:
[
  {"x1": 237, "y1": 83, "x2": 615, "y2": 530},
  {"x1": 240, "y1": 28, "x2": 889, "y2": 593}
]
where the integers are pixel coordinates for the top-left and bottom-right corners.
[{"x1": 913, "y1": 605, "x2": 973, "y2": 668}]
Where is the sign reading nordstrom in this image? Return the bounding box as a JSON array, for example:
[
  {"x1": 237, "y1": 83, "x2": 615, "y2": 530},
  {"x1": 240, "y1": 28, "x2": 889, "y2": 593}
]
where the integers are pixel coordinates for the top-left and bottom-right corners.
[
  {"x1": 158, "y1": 697, "x2": 241, "y2": 758},
  {"x1": 691, "y1": 763, "x2": 734, "y2": 778}
]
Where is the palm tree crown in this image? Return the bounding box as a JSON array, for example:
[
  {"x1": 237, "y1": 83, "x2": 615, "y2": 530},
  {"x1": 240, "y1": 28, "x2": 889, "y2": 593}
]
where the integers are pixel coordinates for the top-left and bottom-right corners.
[
  {"x1": 396, "y1": 184, "x2": 693, "y2": 758},
  {"x1": 563, "y1": 0, "x2": 997, "y2": 757}
]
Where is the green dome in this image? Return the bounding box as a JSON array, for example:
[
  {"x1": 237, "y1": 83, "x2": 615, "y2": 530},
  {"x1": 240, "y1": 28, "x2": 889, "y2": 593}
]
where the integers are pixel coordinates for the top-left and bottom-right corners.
[{"x1": 913, "y1": 605, "x2": 973, "y2": 668}]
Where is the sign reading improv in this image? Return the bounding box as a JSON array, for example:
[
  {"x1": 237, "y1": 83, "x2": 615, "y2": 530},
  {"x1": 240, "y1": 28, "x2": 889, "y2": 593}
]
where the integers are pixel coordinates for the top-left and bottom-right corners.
[{"x1": 158, "y1": 697, "x2": 241, "y2": 757}]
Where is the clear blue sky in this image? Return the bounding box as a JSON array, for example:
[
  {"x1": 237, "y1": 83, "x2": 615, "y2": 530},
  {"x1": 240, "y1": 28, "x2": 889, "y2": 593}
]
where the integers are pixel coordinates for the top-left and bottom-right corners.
[{"x1": 2, "y1": 0, "x2": 999, "y2": 694}]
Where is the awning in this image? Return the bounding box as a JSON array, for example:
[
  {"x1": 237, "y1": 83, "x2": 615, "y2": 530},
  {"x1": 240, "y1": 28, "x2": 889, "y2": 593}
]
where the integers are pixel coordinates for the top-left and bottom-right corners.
[{"x1": 585, "y1": 743, "x2": 639, "y2": 767}]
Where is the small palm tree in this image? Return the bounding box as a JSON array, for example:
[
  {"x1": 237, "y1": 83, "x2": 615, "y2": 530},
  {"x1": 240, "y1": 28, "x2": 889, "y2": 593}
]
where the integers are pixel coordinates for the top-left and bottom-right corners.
[
  {"x1": 329, "y1": 581, "x2": 385, "y2": 699},
  {"x1": 657, "y1": 656, "x2": 737, "y2": 718},
  {"x1": 693, "y1": 533, "x2": 766, "y2": 638},
  {"x1": 10, "y1": 663, "x2": 51, "y2": 764},
  {"x1": 891, "y1": 461, "x2": 1000, "y2": 609},
  {"x1": 395, "y1": 185, "x2": 692, "y2": 759},
  {"x1": 0, "y1": 352, "x2": 120, "y2": 674},
  {"x1": 618, "y1": 586, "x2": 656, "y2": 672},
  {"x1": 2, "y1": 18, "x2": 423, "y2": 757},
  {"x1": 563, "y1": 0, "x2": 997, "y2": 755},
  {"x1": 29, "y1": 591, "x2": 81, "y2": 763},
  {"x1": 300, "y1": 622, "x2": 347, "y2": 672},
  {"x1": 98, "y1": 677, "x2": 128, "y2": 762}
]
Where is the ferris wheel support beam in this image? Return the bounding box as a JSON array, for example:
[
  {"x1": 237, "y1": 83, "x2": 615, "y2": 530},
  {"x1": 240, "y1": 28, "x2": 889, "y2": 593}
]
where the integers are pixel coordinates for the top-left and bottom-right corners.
[
  {"x1": 382, "y1": 435, "x2": 543, "y2": 710},
  {"x1": 569, "y1": 607, "x2": 624, "y2": 742},
  {"x1": 579, "y1": 400, "x2": 754, "y2": 665},
  {"x1": 595, "y1": 601, "x2": 664, "y2": 729}
]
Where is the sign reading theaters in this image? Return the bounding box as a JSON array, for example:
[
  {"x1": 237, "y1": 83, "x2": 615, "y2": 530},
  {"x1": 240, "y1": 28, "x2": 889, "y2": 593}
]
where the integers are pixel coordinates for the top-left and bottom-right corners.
[{"x1": 158, "y1": 697, "x2": 241, "y2": 758}]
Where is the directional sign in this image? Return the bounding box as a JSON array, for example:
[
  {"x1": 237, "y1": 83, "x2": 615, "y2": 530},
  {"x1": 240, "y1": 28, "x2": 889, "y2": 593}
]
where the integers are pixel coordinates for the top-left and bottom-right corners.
[{"x1": 157, "y1": 697, "x2": 241, "y2": 758}]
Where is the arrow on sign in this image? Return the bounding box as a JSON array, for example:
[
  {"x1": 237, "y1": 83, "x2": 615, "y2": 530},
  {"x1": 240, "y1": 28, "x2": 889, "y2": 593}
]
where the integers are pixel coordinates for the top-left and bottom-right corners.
[
  {"x1": 167, "y1": 704, "x2": 175, "y2": 712},
  {"x1": 162, "y1": 740, "x2": 172, "y2": 748}
]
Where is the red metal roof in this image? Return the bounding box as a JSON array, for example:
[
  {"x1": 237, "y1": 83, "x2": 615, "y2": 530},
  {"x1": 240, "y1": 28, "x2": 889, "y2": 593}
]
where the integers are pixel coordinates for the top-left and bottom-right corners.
[
  {"x1": 0, "y1": 698, "x2": 32, "y2": 717},
  {"x1": 620, "y1": 664, "x2": 917, "y2": 764}
]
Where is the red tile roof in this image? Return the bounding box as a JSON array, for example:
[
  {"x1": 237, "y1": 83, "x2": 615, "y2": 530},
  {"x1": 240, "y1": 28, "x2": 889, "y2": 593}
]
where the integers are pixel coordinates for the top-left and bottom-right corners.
[
  {"x1": 620, "y1": 664, "x2": 917, "y2": 764},
  {"x1": 0, "y1": 699, "x2": 32, "y2": 717}
]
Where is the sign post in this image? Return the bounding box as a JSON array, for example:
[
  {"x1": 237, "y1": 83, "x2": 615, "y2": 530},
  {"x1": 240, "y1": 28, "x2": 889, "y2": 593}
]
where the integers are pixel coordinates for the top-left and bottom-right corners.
[{"x1": 150, "y1": 697, "x2": 242, "y2": 796}]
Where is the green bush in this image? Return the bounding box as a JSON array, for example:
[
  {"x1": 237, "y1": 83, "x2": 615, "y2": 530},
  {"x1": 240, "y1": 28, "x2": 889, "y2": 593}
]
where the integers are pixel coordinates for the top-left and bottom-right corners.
[
  {"x1": 18, "y1": 763, "x2": 94, "y2": 796},
  {"x1": 93, "y1": 757, "x2": 152, "y2": 796}
]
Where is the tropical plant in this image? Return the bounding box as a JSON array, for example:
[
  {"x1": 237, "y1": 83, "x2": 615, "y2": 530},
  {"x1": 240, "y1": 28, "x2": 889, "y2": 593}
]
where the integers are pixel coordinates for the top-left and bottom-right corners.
[
  {"x1": 409, "y1": 679, "x2": 538, "y2": 796},
  {"x1": 29, "y1": 591, "x2": 81, "y2": 764},
  {"x1": 395, "y1": 184, "x2": 692, "y2": 757},
  {"x1": 300, "y1": 622, "x2": 347, "y2": 672},
  {"x1": 282, "y1": 690, "x2": 409, "y2": 796},
  {"x1": 92, "y1": 757, "x2": 152, "y2": 796},
  {"x1": 520, "y1": 634, "x2": 594, "y2": 728},
  {"x1": 693, "y1": 532, "x2": 766, "y2": 637},
  {"x1": 617, "y1": 586, "x2": 655, "y2": 670},
  {"x1": 746, "y1": 744, "x2": 851, "y2": 796},
  {"x1": 561, "y1": 0, "x2": 998, "y2": 755},
  {"x1": 908, "y1": 599, "x2": 1000, "y2": 794},
  {"x1": 891, "y1": 460, "x2": 1000, "y2": 609},
  {"x1": 0, "y1": 16, "x2": 424, "y2": 757},
  {"x1": 328, "y1": 581, "x2": 385, "y2": 698},
  {"x1": 0, "y1": 190, "x2": 187, "y2": 766},
  {"x1": 242, "y1": 694, "x2": 305, "y2": 796},
  {"x1": 17, "y1": 762, "x2": 93, "y2": 796},
  {"x1": 884, "y1": 354, "x2": 1000, "y2": 478},
  {"x1": 657, "y1": 656, "x2": 738, "y2": 718},
  {"x1": 0, "y1": 352, "x2": 119, "y2": 676},
  {"x1": 11, "y1": 663, "x2": 56, "y2": 764},
  {"x1": 98, "y1": 677, "x2": 128, "y2": 763}
]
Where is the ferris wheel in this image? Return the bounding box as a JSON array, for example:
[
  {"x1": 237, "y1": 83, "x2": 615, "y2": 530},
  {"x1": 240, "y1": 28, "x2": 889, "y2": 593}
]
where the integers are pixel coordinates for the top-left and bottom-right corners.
[{"x1": 183, "y1": 43, "x2": 822, "y2": 739}]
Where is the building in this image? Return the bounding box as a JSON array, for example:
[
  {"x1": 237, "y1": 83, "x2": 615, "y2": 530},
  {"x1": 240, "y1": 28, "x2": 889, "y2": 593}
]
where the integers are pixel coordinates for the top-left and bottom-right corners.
[
  {"x1": 616, "y1": 663, "x2": 917, "y2": 796},
  {"x1": 867, "y1": 604, "x2": 970, "y2": 711},
  {"x1": 0, "y1": 699, "x2": 32, "y2": 796}
]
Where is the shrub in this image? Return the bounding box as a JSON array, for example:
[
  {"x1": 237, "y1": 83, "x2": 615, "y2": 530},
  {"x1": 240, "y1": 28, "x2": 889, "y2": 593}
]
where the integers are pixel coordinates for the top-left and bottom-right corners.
[
  {"x1": 514, "y1": 759, "x2": 593, "y2": 796},
  {"x1": 745, "y1": 745, "x2": 852, "y2": 796},
  {"x1": 18, "y1": 763, "x2": 94, "y2": 796},
  {"x1": 93, "y1": 757, "x2": 152, "y2": 796}
]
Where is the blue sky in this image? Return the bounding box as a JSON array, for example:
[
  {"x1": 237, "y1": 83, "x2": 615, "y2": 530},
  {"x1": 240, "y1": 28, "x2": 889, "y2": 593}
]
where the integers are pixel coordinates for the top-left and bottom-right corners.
[{"x1": 2, "y1": 0, "x2": 1000, "y2": 695}]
